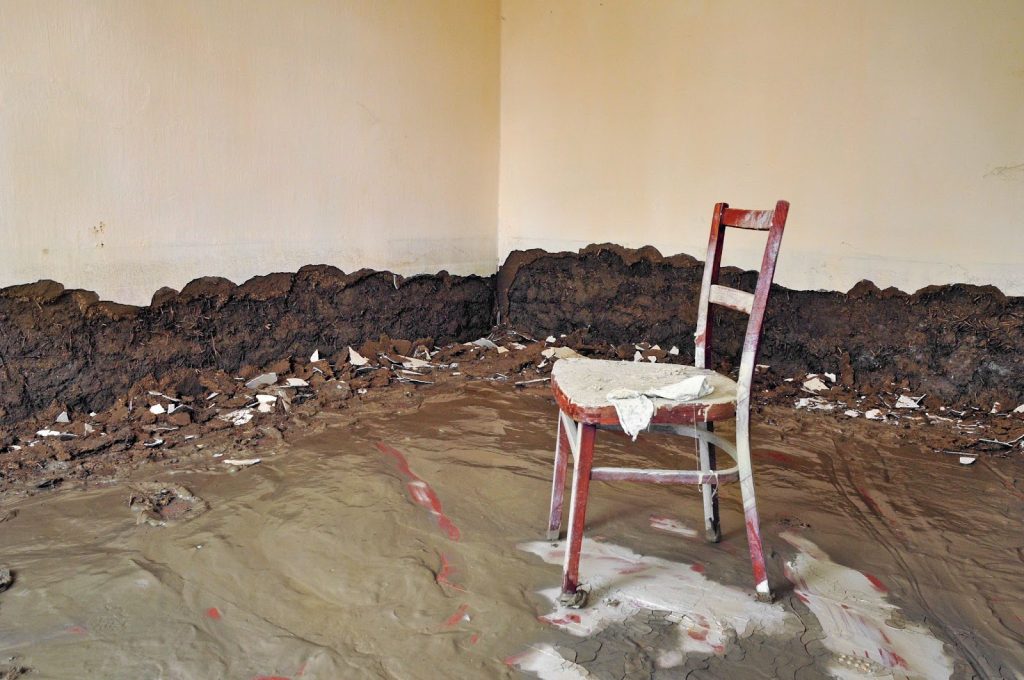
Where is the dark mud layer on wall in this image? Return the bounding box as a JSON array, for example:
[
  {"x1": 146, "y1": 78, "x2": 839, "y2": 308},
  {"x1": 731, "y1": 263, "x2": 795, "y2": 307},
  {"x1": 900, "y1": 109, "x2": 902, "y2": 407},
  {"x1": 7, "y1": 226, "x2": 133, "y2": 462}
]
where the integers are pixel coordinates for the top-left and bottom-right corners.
[
  {"x1": 0, "y1": 266, "x2": 493, "y2": 429},
  {"x1": 498, "y1": 244, "x2": 1023, "y2": 410}
]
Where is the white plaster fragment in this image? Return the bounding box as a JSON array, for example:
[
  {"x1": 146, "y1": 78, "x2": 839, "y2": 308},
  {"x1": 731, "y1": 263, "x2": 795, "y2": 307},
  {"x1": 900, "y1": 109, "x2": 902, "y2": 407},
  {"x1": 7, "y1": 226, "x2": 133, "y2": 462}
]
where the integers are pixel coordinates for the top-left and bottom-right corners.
[
  {"x1": 843, "y1": 409, "x2": 860, "y2": 418},
  {"x1": 542, "y1": 347, "x2": 583, "y2": 360},
  {"x1": 245, "y1": 373, "x2": 278, "y2": 389},
  {"x1": 55, "y1": 411, "x2": 70, "y2": 423},
  {"x1": 256, "y1": 394, "x2": 277, "y2": 413},
  {"x1": 348, "y1": 347, "x2": 369, "y2": 366},
  {"x1": 894, "y1": 395, "x2": 923, "y2": 409},
  {"x1": 795, "y1": 397, "x2": 834, "y2": 411},
  {"x1": 473, "y1": 338, "x2": 499, "y2": 350},
  {"x1": 149, "y1": 404, "x2": 166, "y2": 415},
  {"x1": 802, "y1": 377, "x2": 829, "y2": 392},
  {"x1": 310, "y1": 349, "x2": 320, "y2": 362},
  {"x1": 959, "y1": 456, "x2": 977, "y2": 465},
  {"x1": 219, "y1": 409, "x2": 254, "y2": 426},
  {"x1": 669, "y1": 346, "x2": 680, "y2": 356}
]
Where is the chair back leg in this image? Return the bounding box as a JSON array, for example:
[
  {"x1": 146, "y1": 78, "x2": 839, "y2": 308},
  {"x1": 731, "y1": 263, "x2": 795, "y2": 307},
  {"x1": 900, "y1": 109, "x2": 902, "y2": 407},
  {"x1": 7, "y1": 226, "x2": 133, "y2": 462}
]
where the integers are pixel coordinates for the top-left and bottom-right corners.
[
  {"x1": 695, "y1": 422, "x2": 722, "y2": 543},
  {"x1": 546, "y1": 414, "x2": 571, "y2": 540},
  {"x1": 735, "y1": 411, "x2": 772, "y2": 602},
  {"x1": 560, "y1": 422, "x2": 597, "y2": 607}
]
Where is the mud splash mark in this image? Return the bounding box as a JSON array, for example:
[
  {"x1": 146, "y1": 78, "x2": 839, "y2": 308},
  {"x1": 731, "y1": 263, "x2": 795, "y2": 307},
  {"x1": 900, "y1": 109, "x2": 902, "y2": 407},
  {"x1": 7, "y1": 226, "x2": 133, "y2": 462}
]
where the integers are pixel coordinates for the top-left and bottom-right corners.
[
  {"x1": 127, "y1": 482, "x2": 208, "y2": 526},
  {"x1": 781, "y1": 531, "x2": 953, "y2": 679},
  {"x1": 648, "y1": 515, "x2": 698, "y2": 538},
  {"x1": 507, "y1": 644, "x2": 590, "y2": 679},
  {"x1": 375, "y1": 442, "x2": 461, "y2": 540},
  {"x1": 518, "y1": 538, "x2": 793, "y2": 670}
]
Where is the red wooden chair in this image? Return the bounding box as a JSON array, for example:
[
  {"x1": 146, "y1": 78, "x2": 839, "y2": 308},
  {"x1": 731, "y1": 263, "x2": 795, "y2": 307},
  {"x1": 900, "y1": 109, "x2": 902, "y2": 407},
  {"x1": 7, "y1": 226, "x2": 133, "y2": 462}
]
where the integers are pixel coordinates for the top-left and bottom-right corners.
[{"x1": 545, "y1": 200, "x2": 789, "y2": 606}]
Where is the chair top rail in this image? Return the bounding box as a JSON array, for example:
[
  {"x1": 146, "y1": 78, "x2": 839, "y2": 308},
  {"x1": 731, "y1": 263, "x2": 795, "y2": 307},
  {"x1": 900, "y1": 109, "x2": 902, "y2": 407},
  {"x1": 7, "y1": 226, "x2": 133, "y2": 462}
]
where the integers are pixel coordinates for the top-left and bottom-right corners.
[{"x1": 720, "y1": 208, "x2": 776, "y2": 231}]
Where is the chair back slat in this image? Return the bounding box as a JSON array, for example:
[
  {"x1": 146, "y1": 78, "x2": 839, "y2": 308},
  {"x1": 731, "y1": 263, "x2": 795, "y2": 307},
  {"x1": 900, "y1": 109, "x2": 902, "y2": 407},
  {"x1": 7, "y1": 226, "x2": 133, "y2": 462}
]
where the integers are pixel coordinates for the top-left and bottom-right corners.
[
  {"x1": 708, "y1": 285, "x2": 753, "y2": 314},
  {"x1": 693, "y1": 201, "x2": 789, "y2": 405}
]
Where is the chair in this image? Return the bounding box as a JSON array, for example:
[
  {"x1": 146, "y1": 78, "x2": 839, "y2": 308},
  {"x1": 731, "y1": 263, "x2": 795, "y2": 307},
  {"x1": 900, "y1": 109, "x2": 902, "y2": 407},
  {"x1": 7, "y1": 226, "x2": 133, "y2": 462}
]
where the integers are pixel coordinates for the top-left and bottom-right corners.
[{"x1": 545, "y1": 200, "x2": 789, "y2": 606}]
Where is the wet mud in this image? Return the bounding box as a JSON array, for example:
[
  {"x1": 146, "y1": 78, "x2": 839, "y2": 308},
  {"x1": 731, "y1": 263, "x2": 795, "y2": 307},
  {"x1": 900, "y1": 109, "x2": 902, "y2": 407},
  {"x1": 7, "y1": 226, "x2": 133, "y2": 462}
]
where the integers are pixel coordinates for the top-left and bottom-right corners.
[
  {"x1": 497, "y1": 244, "x2": 1024, "y2": 411},
  {"x1": 0, "y1": 266, "x2": 493, "y2": 432},
  {"x1": 1, "y1": 384, "x2": 1021, "y2": 678}
]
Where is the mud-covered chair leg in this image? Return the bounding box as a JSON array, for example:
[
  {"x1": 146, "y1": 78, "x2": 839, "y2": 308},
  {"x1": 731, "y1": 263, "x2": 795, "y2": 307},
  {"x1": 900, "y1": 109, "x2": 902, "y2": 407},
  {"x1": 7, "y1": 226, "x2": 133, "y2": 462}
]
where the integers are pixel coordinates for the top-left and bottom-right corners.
[
  {"x1": 736, "y1": 413, "x2": 772, "y2": 602},
  {"x1": 546, "y1": 413, "x2": 571, "y2": 540},
  {"x1": 696, "y1": 422, "x2": 722, "y2": 543},
  {"x1": 560, "y1": 423, "x2": 597, "y2": 608}
]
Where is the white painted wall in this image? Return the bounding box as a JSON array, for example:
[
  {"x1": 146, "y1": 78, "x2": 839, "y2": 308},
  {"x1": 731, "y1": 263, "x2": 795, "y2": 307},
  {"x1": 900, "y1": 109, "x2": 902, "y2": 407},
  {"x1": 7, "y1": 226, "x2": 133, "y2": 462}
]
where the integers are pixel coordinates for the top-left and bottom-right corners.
[
  {"x1": 498, "y1": 0, "x2": 1024, "y2": 295},
  {"x1": 4, "y1": 1, "x2": 1022, "y2": 303},
  {"x1": 1, "y1": 0, "x2": 500, "y2": 304}
]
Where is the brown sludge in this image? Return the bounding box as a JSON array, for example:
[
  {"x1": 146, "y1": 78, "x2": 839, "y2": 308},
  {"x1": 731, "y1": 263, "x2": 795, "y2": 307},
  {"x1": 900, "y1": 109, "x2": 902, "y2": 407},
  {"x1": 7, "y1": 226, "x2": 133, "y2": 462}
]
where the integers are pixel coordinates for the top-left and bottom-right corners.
[{"x1": 0, "y1": 381, "x2": 1021, "y2": 677}]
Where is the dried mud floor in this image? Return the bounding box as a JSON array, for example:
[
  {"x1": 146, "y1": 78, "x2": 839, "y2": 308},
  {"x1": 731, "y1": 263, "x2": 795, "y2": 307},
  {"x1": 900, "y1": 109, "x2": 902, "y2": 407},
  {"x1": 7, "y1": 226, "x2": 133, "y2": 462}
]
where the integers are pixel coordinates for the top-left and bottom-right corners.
[{"x1": 0, "y1": 384, "x2": 1022, "y2": 679}]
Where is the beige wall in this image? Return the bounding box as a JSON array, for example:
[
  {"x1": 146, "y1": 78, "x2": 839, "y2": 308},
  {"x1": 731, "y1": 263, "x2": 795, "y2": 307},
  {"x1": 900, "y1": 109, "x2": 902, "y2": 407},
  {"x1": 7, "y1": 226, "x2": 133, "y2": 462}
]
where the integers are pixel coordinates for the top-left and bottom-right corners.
[
  {"x1": 499, "y1": 0, "x2": 1024, "y2": 295},
  {"x1": 1, "y1": 0, "x2": 500, "y2": 305},
  {"x1": 4, "y1": 1, "x2": 1022, "y2": 304}
]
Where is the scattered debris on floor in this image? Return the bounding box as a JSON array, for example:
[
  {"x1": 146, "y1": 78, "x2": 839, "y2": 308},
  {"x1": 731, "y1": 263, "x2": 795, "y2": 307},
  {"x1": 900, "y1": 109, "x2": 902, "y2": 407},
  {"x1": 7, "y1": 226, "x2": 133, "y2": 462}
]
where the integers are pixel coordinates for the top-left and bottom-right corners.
[
  {"x1": 127, "y1": 482, "x2": 208, "y2": 526},
  {"x1": 0, "y1": 329, "x2": 1020, "y2": 495}
]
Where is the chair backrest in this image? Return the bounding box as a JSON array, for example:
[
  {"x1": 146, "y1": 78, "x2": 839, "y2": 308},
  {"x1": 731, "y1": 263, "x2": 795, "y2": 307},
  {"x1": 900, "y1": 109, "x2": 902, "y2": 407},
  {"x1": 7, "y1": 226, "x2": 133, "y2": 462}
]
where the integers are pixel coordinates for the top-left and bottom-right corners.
[{"x1": 693, "y1": 200, "x2": 789, "y2": 405}]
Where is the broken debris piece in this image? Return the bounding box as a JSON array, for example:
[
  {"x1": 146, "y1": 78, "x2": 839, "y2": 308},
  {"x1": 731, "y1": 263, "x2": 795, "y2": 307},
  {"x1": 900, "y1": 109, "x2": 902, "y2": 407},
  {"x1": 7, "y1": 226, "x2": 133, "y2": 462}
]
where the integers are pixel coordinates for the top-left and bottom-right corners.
[
  {"x1": 541, "y1": 347, "x2": 583, "y2": 360},
  {"x1": 895, "y1": 394, "x2": 925, "y2": 409},
  {"x1": 224, "y1": 458, "x2": 261, "y2": 467},
  {"x1": 245, "y1": 373, "x2": 278, "y2": 390},
  {"x1": 219, "y1": 409, "x2": 255, "y2": 426},
  {"x1": 472, "y1": 338, "x2": 499, "y2": 350},
  {"x1": 348, "y1": 347, "x2": 370, "y2": 367},
  {"x1": 959, "y1": 456, "x2": 977, "y2": 466},
  {"x1": 802, "y1": 377, "x2": 829, "y2": 393}
]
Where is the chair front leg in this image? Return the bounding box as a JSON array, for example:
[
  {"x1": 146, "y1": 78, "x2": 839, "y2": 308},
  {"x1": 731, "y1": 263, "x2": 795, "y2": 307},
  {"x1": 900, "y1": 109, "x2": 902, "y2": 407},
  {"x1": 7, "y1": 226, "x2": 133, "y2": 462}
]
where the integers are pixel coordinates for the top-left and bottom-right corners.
[
  {"x1": 546, "y1": 412, "x2": 571, "y2": 540},
  {"x1": 736, "y1": 410, "x2": 772, "y2": 602},
  {"x1": 560, "y1": 422, "x2": 597, "y2": 608},
  {"x1": 696, "y1": 422, "x2": 721, "y2": 543}
]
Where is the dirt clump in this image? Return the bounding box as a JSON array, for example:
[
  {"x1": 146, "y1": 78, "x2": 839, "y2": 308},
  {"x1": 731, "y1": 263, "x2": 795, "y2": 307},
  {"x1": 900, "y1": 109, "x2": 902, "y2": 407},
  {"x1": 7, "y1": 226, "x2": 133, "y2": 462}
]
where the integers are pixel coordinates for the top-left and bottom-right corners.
[
  {"x1": 0, "y1": 266, "x2": 493, "y2": 430},
  {"x1": 497, "y1": 244, "x2": 1024, "y2": 411}
]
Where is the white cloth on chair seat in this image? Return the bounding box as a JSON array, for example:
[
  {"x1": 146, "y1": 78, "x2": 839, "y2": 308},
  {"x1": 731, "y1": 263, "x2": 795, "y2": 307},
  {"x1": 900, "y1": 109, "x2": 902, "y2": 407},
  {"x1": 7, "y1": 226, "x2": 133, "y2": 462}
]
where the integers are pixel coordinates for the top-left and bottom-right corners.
[
  {"x1": 607, "y1": 374, "x2": 714, "y2": 439},
  {"x1": 552, "y1": 359, "x2": 736, "y2": 439}
]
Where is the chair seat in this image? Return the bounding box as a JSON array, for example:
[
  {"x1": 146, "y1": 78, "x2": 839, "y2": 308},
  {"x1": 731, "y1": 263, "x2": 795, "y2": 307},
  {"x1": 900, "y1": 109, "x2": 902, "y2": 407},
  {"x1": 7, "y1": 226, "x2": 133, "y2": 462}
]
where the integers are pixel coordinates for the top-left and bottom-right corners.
[{"x1": 551, "y1": 358, "x2": 738, "y2": 426}]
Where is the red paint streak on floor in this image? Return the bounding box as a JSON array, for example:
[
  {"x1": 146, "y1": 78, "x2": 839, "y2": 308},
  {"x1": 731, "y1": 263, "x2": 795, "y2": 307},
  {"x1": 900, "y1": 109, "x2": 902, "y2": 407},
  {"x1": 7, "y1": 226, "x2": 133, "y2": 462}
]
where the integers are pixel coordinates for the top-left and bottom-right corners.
[
  {"x1": 469, "y1": 633, "x2": 480, "y2": 645},
  {"x1": 690, "y1": 563, "x2": 705, "y2": 574},
  {"x1": 376, "y1": 442, "x2": 461, "y2": 541},
  {"x1": 436, "y1": 553, "x2": 466, "y2": 592},
  {"x1": 253, "y1": 676, "x2": 290, "y2": 680},
  {"x1": 205, "y1": 607, "x2": 222, "y2": 620},
  {"x1": 541, "y1": 613, "x2": 582, "y2": 626},
  {"x1": 65, "y1": 625, "x2": 87, "y2": 635},
  {"x1": 754, "y1": 449, "x2": 803, "y2": 466},
  {"x1": 862, "y1": 572, "x2": 888, "y2": 593},
  {"x1": 442, "y1": 604, "x2": 470, "y2": 629},
  {"x1": 687, "y1": 628, "x2": 709, "y2": 641}
]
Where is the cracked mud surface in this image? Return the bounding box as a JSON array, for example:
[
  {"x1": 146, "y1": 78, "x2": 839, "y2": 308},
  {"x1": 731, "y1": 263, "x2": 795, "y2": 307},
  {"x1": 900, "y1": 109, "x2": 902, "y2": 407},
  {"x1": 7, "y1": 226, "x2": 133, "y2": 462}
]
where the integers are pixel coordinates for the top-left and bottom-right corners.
[{"x1": 1, "y1": 383, "x2": 1021, "y2": 678}]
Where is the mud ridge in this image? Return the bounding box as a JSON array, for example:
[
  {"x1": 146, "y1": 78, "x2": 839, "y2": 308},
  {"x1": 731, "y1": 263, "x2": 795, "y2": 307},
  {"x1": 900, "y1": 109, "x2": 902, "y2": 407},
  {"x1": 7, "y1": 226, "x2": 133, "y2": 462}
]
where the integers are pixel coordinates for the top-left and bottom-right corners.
[
  {"x1": 497, "y1": 243, "x2": 1024, "y2": 410},
  {"x1": 0, "y1": 266, "x2": 493, "y2": 431}
]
